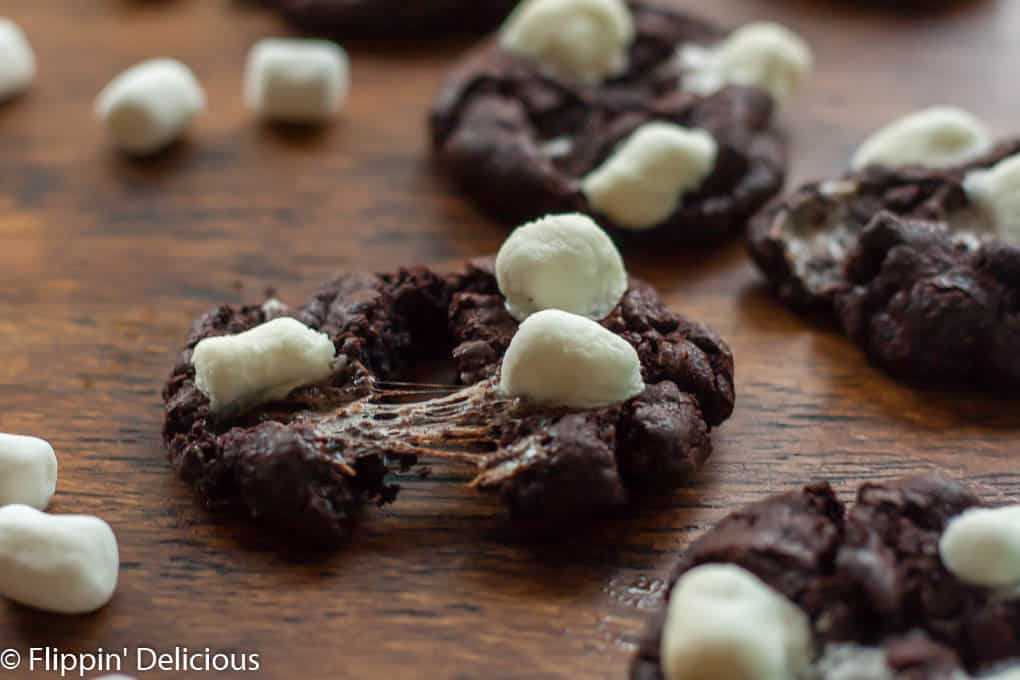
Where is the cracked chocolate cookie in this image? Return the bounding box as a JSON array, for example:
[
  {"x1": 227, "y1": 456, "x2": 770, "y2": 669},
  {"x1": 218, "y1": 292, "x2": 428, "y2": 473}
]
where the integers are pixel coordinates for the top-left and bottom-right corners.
[
  {"x1": 632, "y1": 475, "x2": 1020, "y2": 680},
  {"x1": 748, "y1": 107, "x2": 1020, "y2": 390},
  {"x1": 429, "y1": 0, "x2": 810, "y2": 246},
  {"x1": 162, "y1": 246, "x2": 734, "y2": 550},
  {"x1": 268, "y1": 0, "x2": 519, "y2": 37}
]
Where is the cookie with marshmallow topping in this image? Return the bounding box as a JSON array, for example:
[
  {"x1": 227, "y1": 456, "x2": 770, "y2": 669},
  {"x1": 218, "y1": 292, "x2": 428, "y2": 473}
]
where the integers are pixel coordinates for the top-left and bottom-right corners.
[
  {"x1": 748, "y1": 109, "x2": 1020, "y2": 390},
  {"x1": 431, "y1": 0, "x2": 804, "y2": 246},
  {"x1": 163, "y1": 255, "x2": 733, "y2": 550},
  {"x1": 632, "y1": 475, "x2": 1020, "y2": 680}
]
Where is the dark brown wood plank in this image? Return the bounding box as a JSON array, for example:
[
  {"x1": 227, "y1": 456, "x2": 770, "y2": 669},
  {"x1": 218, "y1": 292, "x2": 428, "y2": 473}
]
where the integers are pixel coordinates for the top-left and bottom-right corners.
[{"x1": 1, "y1": 0, "x2": 1018, "y2": 678}]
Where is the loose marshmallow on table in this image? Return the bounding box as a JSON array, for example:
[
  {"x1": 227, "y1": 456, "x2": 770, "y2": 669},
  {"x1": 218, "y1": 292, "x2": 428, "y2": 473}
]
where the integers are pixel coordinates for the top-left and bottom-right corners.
[
  {"x1": 680, "y1": 22, "x2": 813, "y2": 104},
  {"x1": 244, "y1": 38, "x2": 349, "y2": 124},
  {"x1": 191, "y1": 317, "x2": 337, "y2": 415},
  {"x1": 582, "y1": 123, "x2": 718, "y2": 230},
  {"x1": 94, "y1": 59, "x2": 205, "y2": 156},
  {"x1": 499, "y1": 309, "x2": 644, "y2": 409},
  {"x1": 0, "y1": 433, "x2": 57, "y2": 510},
  {"x1": 0, "y1": 505, "x2": 119, "y2": 614},
  {"x1": 660, "y1": 564, "x2": 814, "y2": 680},
  {"x1": 964, "y1": 153, "x2": 1020, "y2": 241},
  {"x1": 939, "y1": 505, "x2": 1020, "y2": 588},
  {"x1": 499, "y1": 0, "x2": 634, "y2": 84},
  {"x1": 850, "y1": 107, "x2": 992, "y2": 171},
  {"x1": 0, "y1": 19, "x2": 34, "y2": 102},
  {"x1": 495, "y1": 213, "x2": 627, "y2": 321}
]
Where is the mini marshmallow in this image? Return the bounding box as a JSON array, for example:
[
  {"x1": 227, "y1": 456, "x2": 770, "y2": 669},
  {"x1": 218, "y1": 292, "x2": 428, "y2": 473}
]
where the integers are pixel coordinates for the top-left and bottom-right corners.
[
  {"x1": 244, "y1": 38, "x2": 349, "y2": 124},
  {"x1": 582, "y1": 123, "x2": 717, "y2": 230},
  {"x1": 0, "y1": 19, "x2": 35, "y2": 101},
  {"x1": 850, "y1": 107, "x2": 992, "y2": 171},
  {"x1": 191, "y1": 317, "x2": 337, "y2": 414},
  {"x1": 95, "y1": 58, "x2": 206, "y2": 156},
  {"x1": 940, "y1": 505, "x2": 1020, "y2": 588},
  {"x1": 0, "y1": 433, "x2": 57, "y2": 510},
  {"x1": 499, "y1": 0, "x2": 634, "y2": 84},
  {"x1": 495, "y1": 213, "x2": 627, "y2": 321},
  {"x1": 0, "y1": 505, "x2": 119, "y2": 614},
  {"x1": 499, "y1": 309, "x2": 644, "y2": 408},
  {"x1": 681, "y1": 22, "x2": 813, "y2": 104},
  {"x1": 964, "y1": 153, "x2": 1020, "y2": 241},
  {"x1": 660, "y1": 564, "x2": 814, "y2": 680}
]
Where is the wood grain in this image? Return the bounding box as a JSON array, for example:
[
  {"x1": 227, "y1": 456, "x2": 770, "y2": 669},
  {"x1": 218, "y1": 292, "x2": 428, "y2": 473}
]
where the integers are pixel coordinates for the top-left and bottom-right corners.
[{"x1": 2, "y1": 1, "x2": 1019, "y2": 678}]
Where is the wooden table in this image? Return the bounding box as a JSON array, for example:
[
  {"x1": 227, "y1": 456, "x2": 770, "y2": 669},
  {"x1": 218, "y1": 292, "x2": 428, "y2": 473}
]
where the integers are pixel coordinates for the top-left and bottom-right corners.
[{"x1": 2, "y1": 1, "x2": 1018, "y2": 678}]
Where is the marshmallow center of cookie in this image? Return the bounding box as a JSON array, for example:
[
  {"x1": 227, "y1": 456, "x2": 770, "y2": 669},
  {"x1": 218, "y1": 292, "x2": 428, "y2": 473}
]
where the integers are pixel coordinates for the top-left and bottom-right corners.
[
  {"x1": 499, "y1": 309, "x2": 644, "y2": 408},
  {"x1": 191, "y1": 317, "x2": 337, "y2": 414},
  {"x1": 679, "y1": 22, "x2": 813, "y2": 104},
  {"x1": 495, "y1": 213, "x2": 627, "y2": 321},
  {"x1": 940, "y1": 505, "x2": 1020, "y2": 589},
  {"x1": 964, "y1": 153, "x2": 1020, "y2": 242},
  {"x1": 851, "y1": 107, "x2": 992, "y2": 171},
  {"x1": 660, "y1": 564, "x2": 814, "y2": 680},
  {"x1": 582, "y1": 123, "x2": 718, "y2": 230},
  {"x1": 499, "y1": 0, "x2": 634, "y2": 84}
]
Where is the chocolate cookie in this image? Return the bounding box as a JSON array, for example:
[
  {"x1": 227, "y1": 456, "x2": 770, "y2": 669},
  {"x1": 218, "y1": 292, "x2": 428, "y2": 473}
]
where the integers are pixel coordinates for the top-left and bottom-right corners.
[
  {"x1": 429, "y1": 2, "x2": 789, "y2": 247},
  {"x1": 632, "y1": 475, "x2": 1020, "y2": 680},
  {"x1": 162, "y1": 259, "x2": 734, "y2": 550},
  {"x1": 747, "y1": 140, "x2": 1020, "y2": 390},
  {"x1": 268, "y1": 0, "x2": 519, "y2": 37}
]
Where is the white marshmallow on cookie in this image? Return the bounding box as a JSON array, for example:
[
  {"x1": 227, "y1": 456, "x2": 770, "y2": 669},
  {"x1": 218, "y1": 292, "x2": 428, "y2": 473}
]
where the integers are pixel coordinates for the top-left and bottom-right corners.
[
  {"x1": 244, "y1": 38, "x2": 349, "y2": 124},
  {"x1": 95, "y1": 58, "x2": 206, "y2": 156},
  {"x1": 582, "y1": 122, "x2": 718, "y2": 230},
  {"x1": 940, "y1": 505, "x2": 1020, "y2": 588},
  {"x1": 0, "y1": 433, "x2": 57, "y2": 510},
  {"x1": 0, "y1": 18, "x2": 35, "y2": 102},
  {"x1": 495, "y1": 213, "x2": 627, "y2": 321},
  {"x1": 680, "y1": 22, "x2": 813, "y2": 104},
  {"x1": 964, "y1": 153, "x2": 1020, "y2": 242},
  {"x1": 191, "y1": 317, "x2": 337, "y2": 414},
  {"x1": 499, "y1": 309, "x2": 644, "y2": 409},
  {"x1": 0, "y1": 505, "x2": 119, "y2": 615},
  {"x1": 659, "y1": 564, "x2": 814, "y2": 680},
  {"x1": 499, "y1": 0, "x2": 634, "y2": 84},
  {"x1": 851, "y1": 107, "x2": 992, "y2": 171}
]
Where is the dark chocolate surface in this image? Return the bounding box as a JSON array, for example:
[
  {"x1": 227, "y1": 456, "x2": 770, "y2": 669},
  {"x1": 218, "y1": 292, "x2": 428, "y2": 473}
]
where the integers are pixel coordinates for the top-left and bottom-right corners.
[
  {"x1": 747, "y1": 141, "x2": 1020, "y2": 391},
  {"x1": 631, "y1": 475, "x2": 1020, "y2": 680},
  {"x1": 429, "y1": 1, "x2": 787, "y2": 247},
  {"x1": 162, "y1": 259, "x2": 734, "y2": 550}
]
